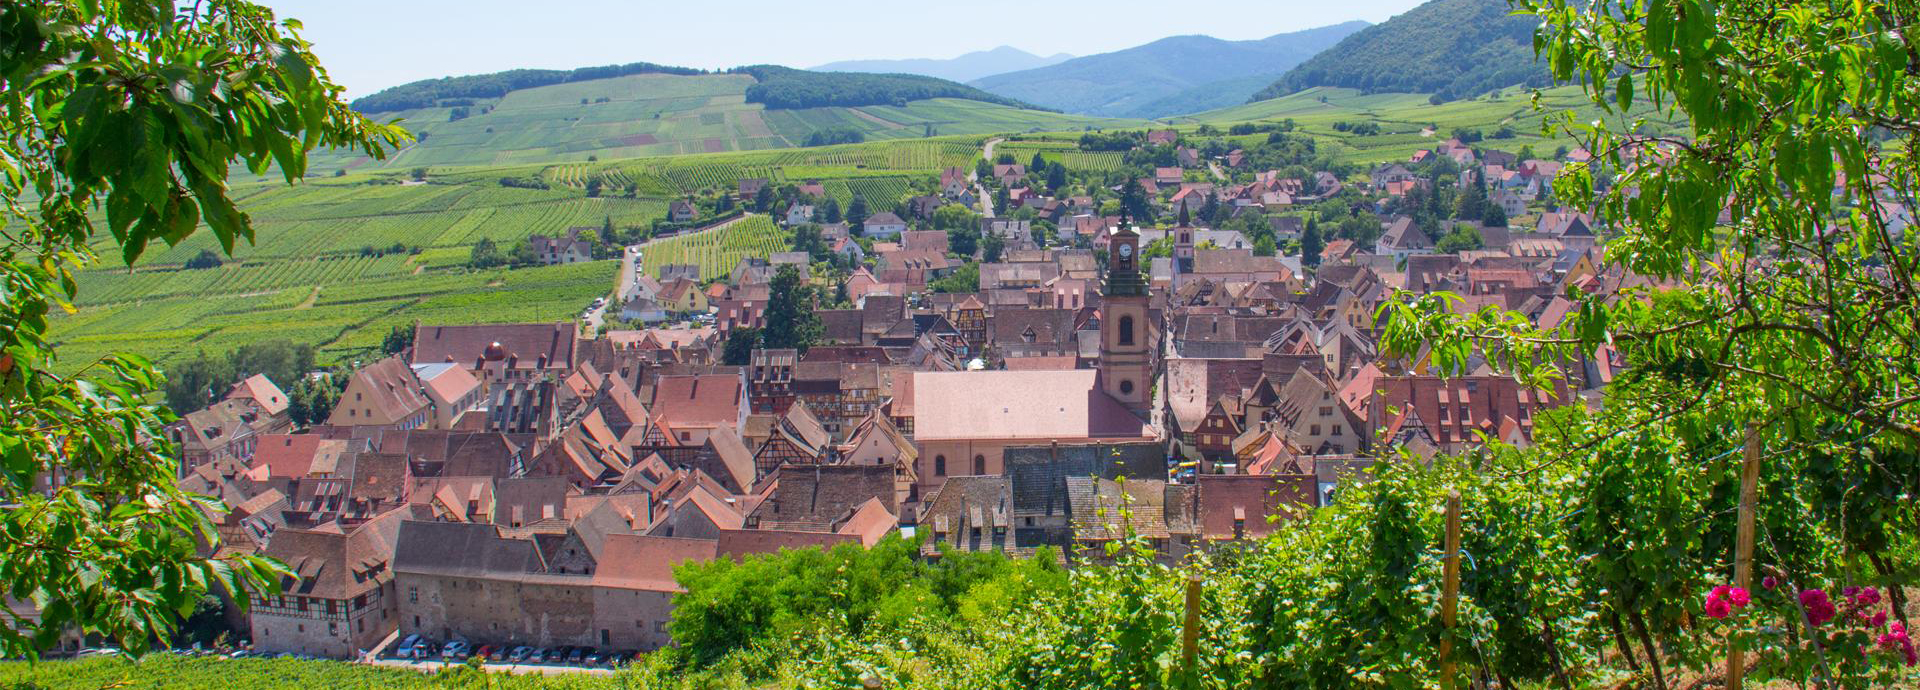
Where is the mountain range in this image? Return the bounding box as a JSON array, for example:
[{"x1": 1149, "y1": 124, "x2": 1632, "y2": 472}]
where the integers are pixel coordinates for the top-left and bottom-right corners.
[
  {"x1": 809, "y1": 46, "x2": 1073, "y2": 84},
  {"x1": 968, "y1": 21, "x2": 1370, "y2": 119}
]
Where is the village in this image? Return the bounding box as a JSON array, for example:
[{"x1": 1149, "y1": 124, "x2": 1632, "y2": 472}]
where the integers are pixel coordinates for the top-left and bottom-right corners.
[{"x1": 166, "y1": 127, "x2": 1641, "y2": 666}]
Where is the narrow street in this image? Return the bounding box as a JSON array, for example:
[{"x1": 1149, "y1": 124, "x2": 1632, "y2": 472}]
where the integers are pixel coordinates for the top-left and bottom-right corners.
[
  {"x1": 974, "y1": 137, "x2": 1003, "y2": 217},
  {"x1": 581, "y1": 213, "x2": 756, "y2": 333}
]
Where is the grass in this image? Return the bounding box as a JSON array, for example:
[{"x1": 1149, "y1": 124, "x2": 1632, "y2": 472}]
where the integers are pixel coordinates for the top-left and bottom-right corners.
[
  {"x1": 639, "y1": 215, "x2": 787, "y2": 280},
  {"x1": 0, "y1": 654, "x2": 624, "y2": 689}
]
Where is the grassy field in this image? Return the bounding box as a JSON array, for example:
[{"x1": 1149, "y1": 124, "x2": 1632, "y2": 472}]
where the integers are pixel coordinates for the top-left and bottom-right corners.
[
  {"x1": 639, "y1": 215, "x2": 787, "y2": 280},
  {"x1": 316, "y1": 72, "x2": 1138, "y2": 171},
  {"x1": 51, "y1": 138, "x2": 978, "y2": 372}
]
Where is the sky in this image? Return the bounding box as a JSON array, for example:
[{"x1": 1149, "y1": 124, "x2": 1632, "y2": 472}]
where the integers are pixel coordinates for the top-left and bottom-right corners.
[{"x1": 262, "y1": 0, "x2": 1426, "y2": 98}]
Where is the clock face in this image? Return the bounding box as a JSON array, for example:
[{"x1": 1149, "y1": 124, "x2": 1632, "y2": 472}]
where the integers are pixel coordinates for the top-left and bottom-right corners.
[{"x1": 1119, "y1": 243, "x2": 1133, "y2": 258}]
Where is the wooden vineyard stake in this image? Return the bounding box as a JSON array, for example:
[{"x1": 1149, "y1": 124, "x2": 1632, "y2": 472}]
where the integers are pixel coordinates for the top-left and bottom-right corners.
[
  {"x1": 1727, "y1": 424, "x2": 1762, "y2": 690},
  {"x1": 1182, "y1": 573, "x2": 1203, "y2": 673},
  {"x1": 1440, "y1": 490, "x2": 1462, "y2": 690}
]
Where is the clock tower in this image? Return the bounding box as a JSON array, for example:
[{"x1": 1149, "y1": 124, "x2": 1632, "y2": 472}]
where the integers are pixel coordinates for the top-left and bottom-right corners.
[{"x1": 1101, "y1": 214, "x2": 1152, "y2": 415}]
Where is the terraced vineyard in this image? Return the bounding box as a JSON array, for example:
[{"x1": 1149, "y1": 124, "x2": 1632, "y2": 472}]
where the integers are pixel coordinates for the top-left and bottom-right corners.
[{"x1": 639, "y1": 215, "x2": 787, "y2": 280}]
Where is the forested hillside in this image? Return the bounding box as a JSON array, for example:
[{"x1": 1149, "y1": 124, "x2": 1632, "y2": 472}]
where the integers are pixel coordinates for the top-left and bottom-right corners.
[
  {"x1": 1250, "y1": 0, "x2": 1549, "y2": 102},
  {"x1": 733, "y1": 65, "x2": 1041, "y2": 110}
]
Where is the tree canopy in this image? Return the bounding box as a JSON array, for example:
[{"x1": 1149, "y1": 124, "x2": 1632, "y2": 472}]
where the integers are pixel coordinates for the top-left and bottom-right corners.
[{"x1": 0, "y1": 0, "x2": 405, "y2": 657}]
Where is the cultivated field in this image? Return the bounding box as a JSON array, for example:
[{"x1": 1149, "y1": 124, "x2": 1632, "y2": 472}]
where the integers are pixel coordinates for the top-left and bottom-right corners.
[
  {"x1": 316, "y1": 71, "x2": 1135, "y2": 171},
  {"x1": 639, "y1": 215, "x2": 787, "y2": 280},
  {"x1": 51, "y1": 137, "x2": 976, "y2": 371}
]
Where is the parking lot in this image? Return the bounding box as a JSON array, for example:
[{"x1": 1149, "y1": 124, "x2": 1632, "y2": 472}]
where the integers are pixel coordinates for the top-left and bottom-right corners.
[{"x1": 381, "y1": 635, "x2": 635, "y2": 675}]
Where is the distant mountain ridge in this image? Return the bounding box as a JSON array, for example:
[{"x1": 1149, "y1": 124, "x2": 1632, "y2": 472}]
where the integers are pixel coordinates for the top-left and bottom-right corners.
[
  {"x1": 810, "y1": 46, "x2": 1073, "y2": 83},
  {"x1": 1251, "y1": 0, "x2": 1550, "y2": 102},
  {"x1": 968, "y1": 21, "x2": 1369, "y2": 119}
]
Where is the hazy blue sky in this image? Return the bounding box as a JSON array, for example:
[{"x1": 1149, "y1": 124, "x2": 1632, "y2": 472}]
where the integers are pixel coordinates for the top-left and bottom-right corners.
[{"x1": 263, "y1": 0, "x2": 1427, "y2": 97}]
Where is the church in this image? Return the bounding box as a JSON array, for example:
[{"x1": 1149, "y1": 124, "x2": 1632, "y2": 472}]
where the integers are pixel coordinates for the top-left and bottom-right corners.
[{"x1": 898, "y1": 219, "x2": 1163, "y2": 502}]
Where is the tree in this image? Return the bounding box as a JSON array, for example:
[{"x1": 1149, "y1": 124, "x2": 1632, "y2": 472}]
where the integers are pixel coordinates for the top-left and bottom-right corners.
[
  {"x1": 932, "y1": 204, "x2": 979, "y2": 231},
  {"x1": 791, "y1": 224, "x2": 828, "y2": 261},
  {"x1": 1300, "y1": 218, "x2": 1325, "y2": 267},
  {"x1": 823, "y1": 197, "x2": 843, "y2": 224},
  {"x1": 600, "y1": 216, "x2": 618, "y2": 247},
  {"x1": 1375, "y1": 3, "x2": 1920, "y2": 682},
  {"x1": 980, "y1": 232, "x2": 1005, "y2": 264},
  {"x1": 974, "y1": 158, "x2": 993, "y2": 181},
  {"x1": 1029, "y1": 152, "x2": 1047, "y2": 172},
  {"x1": 1253, "y1": 234, "x2": 1277, "y2": 257},
  {"x1": 1046, "y1": 162, "x2": 1067, "y2": 192},
  {"x1": 184, "y1": 249, "x2": 225, "y2": 270},
  {"x1": 0, "y1": 0, "x2": 406, "y2": 657},
  {"x1": 1433, "y1": 224, "x2": 1483, "y2": 253},
  {"x1": 754, "y1": 184, "x2": 775, "y2": 212},
  {"x1": 846, "y1": 194, "x2": 870, "y2": 233},
  {"x1": 1120, "y1": 176, "x2": 1152, "y2": 221},
  {"x1": 1482, "y1": 203, "x2": 1508, "y2": 228},
  {"x1": 722, "y1": 328, "x2": 760, "y2": 366},
  {"x1": 411, "y1": 167, "x2": 428, "y2": 182},
  {"x1": 469, "y1": 238, "x2": 505, "y2": 268},
  {"x1": 930, "y1": 262, "x2": 980, "y2": 294},
  {"x1": 949, "y1": 226, "x2": 981, "y2": 258},
  {"x1": 761, "y1": 265, "x2": 821, "y2": 352},
  {"x1": 511, "y1": 239, "x2": 539, "y2": 266},
  {"x1": 585, "y1": 178, "x2": 603, "y2": 198}
]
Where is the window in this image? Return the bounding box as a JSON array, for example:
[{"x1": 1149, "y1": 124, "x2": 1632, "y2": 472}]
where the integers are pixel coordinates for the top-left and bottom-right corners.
[
  {"x1": 1332, "y1": 425, "x2": 1344, "y2": 436},
  {"x1": 934, "y1": 455, "x2": 946, "y2": 476},
  {"x1": 973, "y1": 455, "x2": 985, "y2": 475},
  {"x1": 1118, "y1": 315, "x2": 1135, "y2": 346},
  {"x1": 1309, "y1": 424, "x2": 1321, "y2": 436},
  {"x1": 1120, "y1": 379, "x2": 1135, "y2": 395}
]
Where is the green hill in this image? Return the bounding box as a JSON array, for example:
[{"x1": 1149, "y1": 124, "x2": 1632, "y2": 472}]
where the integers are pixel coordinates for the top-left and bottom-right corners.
[
  {"x1": 1250, "y1": 0, "x2": 1550, "y2": 102},
  {"x1": 50, "y1": 139, "x2": 986, "y2": 371},
  {"x1": 328, "y1": 71, "x2": 1132, "y2": 170},
  {"x1": 970, "y1": 22, "x2": 1368, "y2": 119}
]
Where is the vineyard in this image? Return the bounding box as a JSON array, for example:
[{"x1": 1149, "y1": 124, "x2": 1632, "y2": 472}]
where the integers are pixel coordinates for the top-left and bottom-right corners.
[{"x1": 638, "y1": 215, "x2": 786, "y2": 280}]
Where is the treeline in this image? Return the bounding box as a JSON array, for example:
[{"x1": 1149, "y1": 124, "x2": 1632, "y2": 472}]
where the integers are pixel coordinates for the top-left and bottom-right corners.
[
  {"x1": 802, "y1": 127, "x2": 866, "y2": 146},
  {"x1": 351, "y1": 62, "x2": 707, "y2": 113},
  {"x1": 1251, "y1": 0, "x2": 1550, "y2": 102},
  {"x1": 161, "y1": 340, "x2": 344, "y2": 427},
  {"x1": 733, "y1": 65, "x2": 1043, "y2": 110}
]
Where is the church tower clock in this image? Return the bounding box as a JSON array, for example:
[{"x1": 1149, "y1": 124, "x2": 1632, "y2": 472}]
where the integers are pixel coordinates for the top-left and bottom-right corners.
[{"x1": 1101, "y1": 215, "x2": 1152, "y2": 414}]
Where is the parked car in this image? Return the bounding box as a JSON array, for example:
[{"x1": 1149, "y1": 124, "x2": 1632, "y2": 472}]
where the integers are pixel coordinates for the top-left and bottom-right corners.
[
  {"x1": 440, "y1": 640, "x2": 470, "y2": 660},
  {"x1": 584, "y1": 649, "x2": 609, "y2": 665},
  {"x1": 507, "y1": 646, "x2": 533, "y2": 663},
  {"x1": 473, "y1": 645, "x2": 495, "y2": 662},
  {"x1": 531, "y1": 647, "x2": 553, "y2": 663},
  {"x1": 76, "y1": 648, "x2": 121, "y2": 658},
  {"x1": 567, "y1": 646, "x2": 590, "y2": 664},
  {"x1": 396, "y1": 634, "x2": 422, "y2": 658}
]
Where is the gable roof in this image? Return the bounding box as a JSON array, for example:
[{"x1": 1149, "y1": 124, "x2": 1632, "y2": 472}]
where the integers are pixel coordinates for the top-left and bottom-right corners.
[
  {"x1": 411, "y1": 322, "x2": 577, "y2": 370},
  {"x1": 226, "y1": 374, "x2": 289, "y2": 416}
]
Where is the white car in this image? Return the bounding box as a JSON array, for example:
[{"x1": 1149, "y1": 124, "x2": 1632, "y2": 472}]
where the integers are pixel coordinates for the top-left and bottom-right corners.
[{"x1": 440, "y1": 640, "x2": 470, "y2": 660}]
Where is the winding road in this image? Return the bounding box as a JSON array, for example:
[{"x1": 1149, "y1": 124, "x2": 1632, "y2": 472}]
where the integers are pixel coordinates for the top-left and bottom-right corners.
[{"x1": 974, "y1": 137, "x2": 1003, "y2": 217}]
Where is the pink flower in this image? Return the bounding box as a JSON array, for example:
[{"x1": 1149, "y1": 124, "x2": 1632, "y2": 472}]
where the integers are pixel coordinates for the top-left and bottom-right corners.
[
  {"x1": 1704, "y1": 595, "x2": 1733, "y2": 619},
  {"x1": 1762, "y1": 575, "x2": 1778, "y2": 590},
  {"x1": 1865, "y1": 610, "x2": 1888, "y2": 628},
  {"x1": 1853, "y1": 586, "x2": 1881, "y2": 607},
  {"x1": 1800, "y1": 589, "x2": 1836, "y2": 626},
  {"x1": 1725, "y1": 587, "x2": 1750, "y2": 608}
]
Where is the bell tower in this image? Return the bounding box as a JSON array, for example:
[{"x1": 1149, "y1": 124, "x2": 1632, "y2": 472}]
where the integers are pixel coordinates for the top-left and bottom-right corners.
[{"x1": 1101, "y1": 213, "x2": 1152, "y2": 414}]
